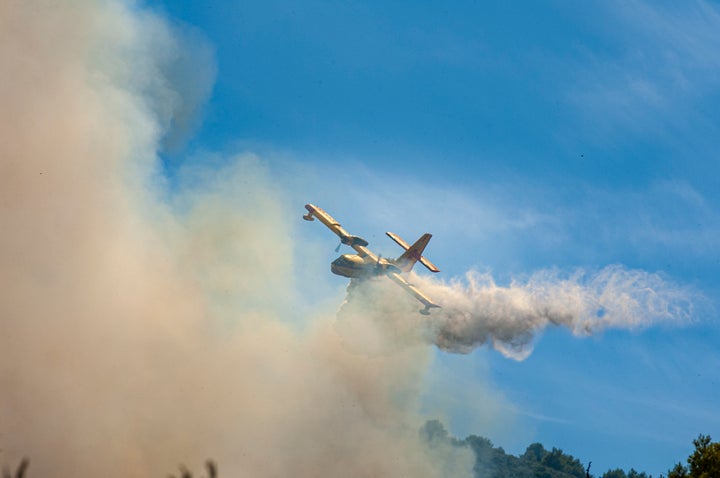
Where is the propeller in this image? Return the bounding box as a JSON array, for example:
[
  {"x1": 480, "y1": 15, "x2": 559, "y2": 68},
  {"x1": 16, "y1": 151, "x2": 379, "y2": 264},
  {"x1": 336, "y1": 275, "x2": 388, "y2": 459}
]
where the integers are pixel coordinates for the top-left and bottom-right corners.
[{"x1": 335, "y1": 242, "x2": 342, "y2": 253}]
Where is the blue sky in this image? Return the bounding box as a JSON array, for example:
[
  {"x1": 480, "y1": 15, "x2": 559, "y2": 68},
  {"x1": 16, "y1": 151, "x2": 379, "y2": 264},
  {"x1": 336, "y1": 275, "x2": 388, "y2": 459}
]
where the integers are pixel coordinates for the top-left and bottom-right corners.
[{"x1": 151, "y1": 1, "x2": 720, "y2": 475}]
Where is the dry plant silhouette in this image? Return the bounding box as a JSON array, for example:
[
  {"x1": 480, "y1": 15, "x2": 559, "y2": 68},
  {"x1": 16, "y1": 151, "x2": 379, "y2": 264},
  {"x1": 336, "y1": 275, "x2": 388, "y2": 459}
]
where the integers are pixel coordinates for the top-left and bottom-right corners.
[
  {"x1": 168, "y1": 460, "x2": 217, "y2": 478},
  {"x1": 1, "y1": 458, "x2": 29, "y2": 478}
]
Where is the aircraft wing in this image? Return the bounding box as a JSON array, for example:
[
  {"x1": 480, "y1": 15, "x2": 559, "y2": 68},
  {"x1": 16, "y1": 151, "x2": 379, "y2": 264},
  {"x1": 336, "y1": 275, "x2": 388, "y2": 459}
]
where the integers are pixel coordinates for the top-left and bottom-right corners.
[
  {"x1": 387, "y1": 271, "x2": 441, "y2": 314},
  {"x1": 303, "y1": 204, "x2": 377, "y2": 259}
]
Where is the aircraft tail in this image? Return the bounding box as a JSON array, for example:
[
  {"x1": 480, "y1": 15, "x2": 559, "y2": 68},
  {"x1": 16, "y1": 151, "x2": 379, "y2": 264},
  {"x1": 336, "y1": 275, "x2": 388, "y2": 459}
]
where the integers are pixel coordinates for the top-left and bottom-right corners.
[{"x1": 386, "y1": 232, "x2": 440, "y2": 273}]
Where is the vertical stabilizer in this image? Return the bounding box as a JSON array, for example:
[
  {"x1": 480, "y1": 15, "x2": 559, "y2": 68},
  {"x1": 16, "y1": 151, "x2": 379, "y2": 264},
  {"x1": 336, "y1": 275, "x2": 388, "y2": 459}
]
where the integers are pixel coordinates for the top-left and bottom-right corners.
[{"x1": 391, "y1": 233, "x2": 439, "y2": 273}]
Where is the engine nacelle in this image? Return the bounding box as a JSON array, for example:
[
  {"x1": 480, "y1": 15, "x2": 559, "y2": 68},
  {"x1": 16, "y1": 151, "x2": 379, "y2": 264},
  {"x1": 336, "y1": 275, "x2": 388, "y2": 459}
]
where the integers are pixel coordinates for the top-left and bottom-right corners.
[{"x1": 340, "y1": 235, "x2": 369, "y2": 247}]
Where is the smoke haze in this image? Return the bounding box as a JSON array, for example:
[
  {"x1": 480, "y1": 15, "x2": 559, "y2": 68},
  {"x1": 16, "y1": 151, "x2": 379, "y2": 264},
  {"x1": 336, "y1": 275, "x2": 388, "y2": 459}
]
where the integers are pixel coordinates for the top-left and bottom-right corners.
[
  {"x1": 0, "y1": 1, "x2": 697, "y2": 477},
  {"x1": 0, "y1": 1, "x2": 472, "y2": 476}
]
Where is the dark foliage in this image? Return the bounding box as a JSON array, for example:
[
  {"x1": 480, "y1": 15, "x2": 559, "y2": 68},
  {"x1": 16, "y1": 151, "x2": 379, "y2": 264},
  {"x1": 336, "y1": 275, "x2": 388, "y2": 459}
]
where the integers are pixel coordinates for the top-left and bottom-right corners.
[
  {"x1": 601, "y1": 469, "x2": 651, "y2": 478},
  {"x1": 666, "y1": 434, "x2": 720, "y2": 478},
  {"x1": 420, "y1": 420, "x2": 653, "y2": 478}
]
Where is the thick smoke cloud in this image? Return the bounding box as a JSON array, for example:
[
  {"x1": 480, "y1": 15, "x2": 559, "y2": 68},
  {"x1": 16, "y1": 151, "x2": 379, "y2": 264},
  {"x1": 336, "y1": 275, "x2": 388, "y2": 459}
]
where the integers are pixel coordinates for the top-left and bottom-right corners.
[{"x1": 0, "y1": 1, "x2": 472, "y2": 476}]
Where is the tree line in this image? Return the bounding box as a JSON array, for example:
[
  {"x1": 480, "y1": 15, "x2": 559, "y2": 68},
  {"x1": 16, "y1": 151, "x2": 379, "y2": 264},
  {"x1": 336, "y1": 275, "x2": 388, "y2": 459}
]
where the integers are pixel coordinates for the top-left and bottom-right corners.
[
  {"x1": 2, "y1": 422, "x2": 718, "y2": 477},
  {"x1": 420, "y1": 419, "x2": 720, "y2": 478}
]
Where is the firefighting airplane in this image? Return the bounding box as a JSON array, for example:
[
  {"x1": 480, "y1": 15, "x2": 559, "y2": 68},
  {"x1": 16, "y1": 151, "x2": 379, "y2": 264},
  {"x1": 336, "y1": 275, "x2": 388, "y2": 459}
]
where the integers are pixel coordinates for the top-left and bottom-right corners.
[{"x1": 303, "y1": 203, "x2": 441, "y2": 315}]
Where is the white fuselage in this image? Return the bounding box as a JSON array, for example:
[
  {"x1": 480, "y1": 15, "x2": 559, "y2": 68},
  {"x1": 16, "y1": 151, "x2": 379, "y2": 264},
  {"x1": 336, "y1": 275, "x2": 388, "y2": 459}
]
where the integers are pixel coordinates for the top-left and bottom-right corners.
[
  {"x1": 330, "y1": 254, "x2": 373, "y2": 278},
  {"x1": 331, "y1": 254, "x2": 399, "y2": 278}
]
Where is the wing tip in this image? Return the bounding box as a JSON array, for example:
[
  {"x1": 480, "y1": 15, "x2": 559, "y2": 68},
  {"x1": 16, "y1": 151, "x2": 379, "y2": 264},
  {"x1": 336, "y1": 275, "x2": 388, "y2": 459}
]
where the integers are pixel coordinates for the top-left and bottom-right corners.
[{"x1": 420, "y1": 303, "x2": 441, "y2": 315}]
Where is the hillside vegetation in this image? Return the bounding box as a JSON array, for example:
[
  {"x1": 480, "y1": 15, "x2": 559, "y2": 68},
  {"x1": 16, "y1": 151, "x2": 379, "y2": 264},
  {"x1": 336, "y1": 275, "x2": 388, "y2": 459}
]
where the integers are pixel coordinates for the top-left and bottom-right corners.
[
  {"x1": 420, "y1": 420, "x2": 718, "y2": 478},
  {"x1": 2, "y1": 422, "x2": 717, "y2": 477}
]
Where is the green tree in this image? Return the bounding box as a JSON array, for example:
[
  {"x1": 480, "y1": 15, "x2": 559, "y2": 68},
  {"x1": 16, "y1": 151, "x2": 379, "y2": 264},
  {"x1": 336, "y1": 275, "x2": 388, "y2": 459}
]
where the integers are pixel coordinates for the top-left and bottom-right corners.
[
  {"x1": 540, "y1": 448, "x2": 586, "y2": 478},
  {"x1": 602, "y1": 469, "x2": 627, "y2": 478},
  {"x1": 419, "y1": 419, "x2": 450, "y2": 446},
  {"x1": 667, "y1": 462, "x2": 689, "y2": 478},
  {"x1": 522, "y1": 443, "x2": 548, "y2": 462},
  {"x1": 688, "y1": 435, "x2": 720, "y2": 478},
  {"x1": 668, "y1": 434, "x2": 720, "y2": 478},
  {"x1": 627, "y1": 469, "x2": 649, "y2": 478}
]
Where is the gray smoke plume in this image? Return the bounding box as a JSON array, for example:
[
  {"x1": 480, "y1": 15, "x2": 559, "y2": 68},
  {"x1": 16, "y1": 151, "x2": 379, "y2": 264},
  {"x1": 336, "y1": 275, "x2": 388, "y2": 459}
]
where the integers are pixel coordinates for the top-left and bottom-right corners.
[
  {"x1": 339, "y1": 267, "x2": 696, "y2": 360},
  {"x1": 0, "y1": 1, "x2": 473, "y2": 477}
]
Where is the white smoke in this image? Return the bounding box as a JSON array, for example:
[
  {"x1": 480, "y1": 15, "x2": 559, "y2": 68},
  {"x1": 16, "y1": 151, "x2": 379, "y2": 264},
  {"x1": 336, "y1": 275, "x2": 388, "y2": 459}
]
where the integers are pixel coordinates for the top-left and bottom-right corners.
[
  {"x1": 337, "y1": 265, "x2": 696, "y2": 360},
  {"x1": 421, "y1": 266, "x2": 694, "y2": 359}
]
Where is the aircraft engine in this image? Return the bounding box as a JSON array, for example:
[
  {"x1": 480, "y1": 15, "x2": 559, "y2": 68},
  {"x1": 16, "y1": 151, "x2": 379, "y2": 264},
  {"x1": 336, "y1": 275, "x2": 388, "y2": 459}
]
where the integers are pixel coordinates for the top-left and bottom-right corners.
[{"x1": 340, "y1": 235, "x2": 369, "y2": 247}]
